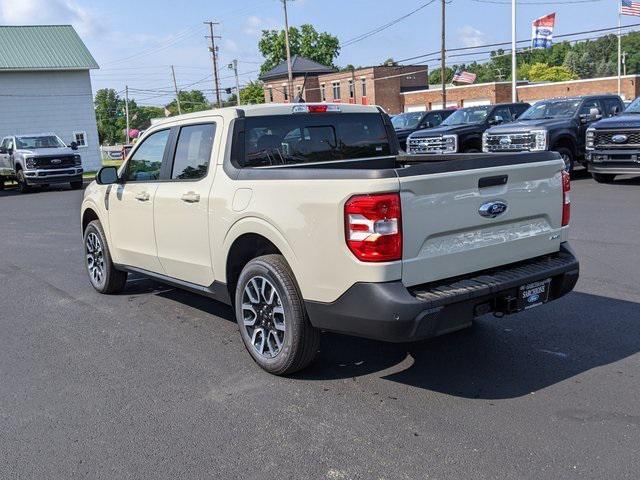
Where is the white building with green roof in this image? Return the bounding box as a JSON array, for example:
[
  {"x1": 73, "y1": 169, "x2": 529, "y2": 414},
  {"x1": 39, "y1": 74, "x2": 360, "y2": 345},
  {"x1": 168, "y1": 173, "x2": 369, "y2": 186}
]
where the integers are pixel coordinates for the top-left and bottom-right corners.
[{"x1": 0, "y1": 25, "x2": 101, "y2": 171}]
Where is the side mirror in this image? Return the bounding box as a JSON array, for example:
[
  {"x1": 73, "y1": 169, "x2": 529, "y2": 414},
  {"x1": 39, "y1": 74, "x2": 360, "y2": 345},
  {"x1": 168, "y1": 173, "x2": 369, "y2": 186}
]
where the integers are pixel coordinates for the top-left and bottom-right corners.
[
  {"x1": 0, "y1": 147, "x2": 6, "y2": 154},
  {"x1": 420, "y1": 121, "x2": 432, "y2": 129},
  {"x1": 589, "y1": 107, "x2": 602, "y2": 122},
  {"x1": 70, "y1": 141, "x2": 78, "y2": 150},
  {"x1": 489, "y1": 115, "x2": 504, "y2": 125},
  {"x1": 96, "y1": 166, "x2": 119, "y2": 185}
]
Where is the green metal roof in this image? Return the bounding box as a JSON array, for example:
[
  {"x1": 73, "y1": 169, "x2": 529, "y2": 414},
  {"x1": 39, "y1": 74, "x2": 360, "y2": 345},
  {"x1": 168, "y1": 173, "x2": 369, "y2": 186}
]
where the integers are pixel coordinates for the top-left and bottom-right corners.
[{"x1": 0, "y1": 25, "x2": 99, "y2": 71}]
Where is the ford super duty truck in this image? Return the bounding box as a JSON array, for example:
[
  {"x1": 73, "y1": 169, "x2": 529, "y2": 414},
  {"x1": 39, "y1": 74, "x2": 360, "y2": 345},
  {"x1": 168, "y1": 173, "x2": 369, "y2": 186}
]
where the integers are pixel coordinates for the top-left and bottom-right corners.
[
  {"x1": 585, "y1": 95, "x2": 640, "y2": 183},
  {"x1": 0, "y1": 133, "x2": 84, "y2": 192},
  {"x1": 81, "y1": 103, "x2": 579, "y2": 375}
]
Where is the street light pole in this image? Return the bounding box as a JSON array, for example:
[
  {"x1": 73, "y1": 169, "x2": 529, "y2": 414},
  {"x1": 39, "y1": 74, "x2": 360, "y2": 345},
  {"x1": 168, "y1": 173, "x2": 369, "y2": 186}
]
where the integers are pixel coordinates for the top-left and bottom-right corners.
[
  {"x1": 124, "y1": 85, "x2": 130, "y2": 144},
  {"x1": 282, "y1": 0, "x2": 294, "y2": 102},
  {"x1": 512, "y1": 0, "x2": 517, "y2": 102},
  {"x1": 441, "y1": 0, "x2": 446, "y2": 108}
]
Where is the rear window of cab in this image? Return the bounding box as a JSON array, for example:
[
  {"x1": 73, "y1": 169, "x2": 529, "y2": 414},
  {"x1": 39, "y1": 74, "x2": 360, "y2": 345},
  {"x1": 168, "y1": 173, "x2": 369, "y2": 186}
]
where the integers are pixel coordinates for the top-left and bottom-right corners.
[{"x1": 238, "y1": 113, "x2": 391, "y2": 167}]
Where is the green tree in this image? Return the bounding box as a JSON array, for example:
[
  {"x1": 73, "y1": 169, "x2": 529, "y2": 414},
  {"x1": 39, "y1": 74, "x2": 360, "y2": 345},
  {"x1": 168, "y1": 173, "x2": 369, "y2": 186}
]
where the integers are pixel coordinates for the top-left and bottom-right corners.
[
  {"x1": 240, "y1": 81, "x2": 266, "y2": 105},
  {"x1": 428, "y1": 67, "x2": 455, "y2": 85},
  {"x1": 520, "y1": 63, "x2": 575, "y2": 82},
  {"x1": 94, "y1": 88, "x2": 125, "y2": 145},
  {"x1": 165, "y1": 90, "x2": 210, "y2": 115},
  {"x1": 258, "y1": 24, "x2": 340, "y2": 74}
]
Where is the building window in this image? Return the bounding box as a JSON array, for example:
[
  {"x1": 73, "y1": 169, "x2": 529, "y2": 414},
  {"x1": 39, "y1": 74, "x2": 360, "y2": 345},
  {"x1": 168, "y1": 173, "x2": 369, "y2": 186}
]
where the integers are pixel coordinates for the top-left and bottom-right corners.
[
  {"x1": 332, "y1": 81, "x2": 341, "y2": 100},
  {"x1": 283, "y1": 84, "x2": 289, "y2": 102},
  {"x1": 348, "y1": 80, "x2": 354, "y2": 99},
  {"x1": 73, "y1": 131, "x2": 87, "y2": 147},
  {"x1": 361, "y1": 78, "x2": 367, "y2": 97},
  {"x1": 321, "y1": 83, "x2": 326, "y2": 102},
  {"x1": 268, "y1": 87, "x2": 273, "y2": 102},
  {"x1": 296, "y1": 85, "x2": 302, "y2": 100}
]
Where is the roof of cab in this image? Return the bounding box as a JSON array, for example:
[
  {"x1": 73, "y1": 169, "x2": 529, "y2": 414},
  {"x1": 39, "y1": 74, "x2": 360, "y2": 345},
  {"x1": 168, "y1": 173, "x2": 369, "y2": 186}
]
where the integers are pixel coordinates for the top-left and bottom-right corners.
[{"x1": 149, "y1": 102, "x2": 384, "y2": 128}]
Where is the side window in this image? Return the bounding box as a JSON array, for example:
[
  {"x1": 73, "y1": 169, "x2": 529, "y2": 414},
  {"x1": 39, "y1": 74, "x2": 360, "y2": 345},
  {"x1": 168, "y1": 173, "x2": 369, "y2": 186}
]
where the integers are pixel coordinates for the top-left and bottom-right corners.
[
  {"x1": 171, "y1": 123, "x2": 216, "y2": 180},
  {"x1": 492, "y1": 106, "x2": 512, "y2": 122},
  {"x1": 602, "y1": 98, "x2": 622, "y2": 117},
  {"x1": 424, "y1": 113, "x2": 444, "y2": 127},
  {"x1": 511, "y1": 104, "x2": 528, "y2": 119},
  {"x1": 125, "y1": 129, "x2": 170, "y2": 182}
]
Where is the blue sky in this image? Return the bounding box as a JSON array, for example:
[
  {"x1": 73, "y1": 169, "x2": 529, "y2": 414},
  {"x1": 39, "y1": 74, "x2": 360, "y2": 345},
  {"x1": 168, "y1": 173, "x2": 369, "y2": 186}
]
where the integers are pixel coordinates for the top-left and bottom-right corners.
[{"x1": 0, "y1": 0, "x2": 632, "y2": 105}]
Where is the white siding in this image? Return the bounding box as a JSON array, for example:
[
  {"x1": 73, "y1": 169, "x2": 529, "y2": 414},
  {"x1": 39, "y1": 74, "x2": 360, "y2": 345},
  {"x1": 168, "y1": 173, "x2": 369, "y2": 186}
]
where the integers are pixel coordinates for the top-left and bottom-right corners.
[{"x1": 0, "y1": 70, "x2": 101, "y2": 171}]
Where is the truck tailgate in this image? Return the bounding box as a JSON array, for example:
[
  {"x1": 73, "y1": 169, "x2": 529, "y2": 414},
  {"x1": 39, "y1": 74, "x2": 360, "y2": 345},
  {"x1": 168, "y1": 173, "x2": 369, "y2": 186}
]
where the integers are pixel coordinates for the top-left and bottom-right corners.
[{"x1": 399, "y1": 155, "x2": 565, "y2": 287}]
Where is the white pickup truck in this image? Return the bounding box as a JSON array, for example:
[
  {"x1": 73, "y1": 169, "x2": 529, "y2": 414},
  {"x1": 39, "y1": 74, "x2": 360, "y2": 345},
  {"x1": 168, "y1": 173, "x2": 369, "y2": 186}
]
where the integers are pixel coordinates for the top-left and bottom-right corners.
[{"x1": 81, "y1": 103, "x2": 579, "y2": 374}]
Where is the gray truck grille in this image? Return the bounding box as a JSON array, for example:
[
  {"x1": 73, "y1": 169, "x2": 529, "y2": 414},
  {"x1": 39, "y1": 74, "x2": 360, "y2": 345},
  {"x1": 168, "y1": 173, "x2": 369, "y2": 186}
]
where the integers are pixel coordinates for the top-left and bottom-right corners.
[
  {"x1": 484, "y1": 133, "x2": 535, "y2": 152},
  {"x1": 407, "y1": 137, "x2": 448, "y2": 154},
  {"x1": 32, "y1": 156, "x2": 76, "y2": 169},
  {"x1": 594, "y1": 130, "x2": 640, "y2": 148}
]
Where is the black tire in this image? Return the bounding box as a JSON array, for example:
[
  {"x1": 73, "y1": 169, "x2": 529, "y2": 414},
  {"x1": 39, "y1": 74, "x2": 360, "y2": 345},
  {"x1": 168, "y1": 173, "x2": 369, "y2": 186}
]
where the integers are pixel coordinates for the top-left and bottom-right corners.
[
  {"x1": 463, "y1": 147, "x2": 481, "y2": 153},
  {"x1": 555, "y1": 147, "x2": 574, "y2": 174},
  {"x1": 16, "y1": 169, "x2": 31, "y2": 193},
  {"x1": 591, "y1": 172, "x2": 616, "y2": 184},
  {"x1": 83, "y1": 220, "x2": 128, "y2": 294},
  {"x1": 70, "y1": 180, "x2": 83, "y2": 190},
  {"x1": 0, "y1": 180, "x2": 4, "y2": 191},
  {"x1": 235, "y1": 254, "x2": 320, "y2": 375}
]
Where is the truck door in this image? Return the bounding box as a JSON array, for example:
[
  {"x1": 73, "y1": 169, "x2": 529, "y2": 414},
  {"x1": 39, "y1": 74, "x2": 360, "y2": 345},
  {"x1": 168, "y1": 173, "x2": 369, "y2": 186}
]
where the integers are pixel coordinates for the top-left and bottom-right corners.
[
  {"x1": 154, "y1": 121, "x2": 219, "y2": 286},
  {"x1": 107, "y1": 129, "x2": 170, "y2": 272},
  {"x1": 0, "y1": 138, "x2": 13, "y2": 170}
]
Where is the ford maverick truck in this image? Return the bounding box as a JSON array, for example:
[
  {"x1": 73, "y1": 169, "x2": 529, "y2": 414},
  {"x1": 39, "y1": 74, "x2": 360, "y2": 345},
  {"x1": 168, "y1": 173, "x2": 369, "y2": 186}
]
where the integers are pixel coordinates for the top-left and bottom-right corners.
[
  {"x1": 81, "y1": 103, "x2": 579, "y2": 375},
  {"x1": 483, "y1": 95, "x2": 624, "y2": 173},
  {"x1": 585, "y1": 95, "x2": 640, "y2": 183},
  {"x1": 0, "y1": 134, "x2": 83, "y2": 192}
]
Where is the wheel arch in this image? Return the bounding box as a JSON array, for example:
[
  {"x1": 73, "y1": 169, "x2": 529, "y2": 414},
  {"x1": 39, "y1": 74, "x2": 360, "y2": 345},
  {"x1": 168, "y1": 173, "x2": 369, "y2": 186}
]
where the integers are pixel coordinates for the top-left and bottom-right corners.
[{"x1": 552, "y1": 134, "x2": 577, "y2": 156}]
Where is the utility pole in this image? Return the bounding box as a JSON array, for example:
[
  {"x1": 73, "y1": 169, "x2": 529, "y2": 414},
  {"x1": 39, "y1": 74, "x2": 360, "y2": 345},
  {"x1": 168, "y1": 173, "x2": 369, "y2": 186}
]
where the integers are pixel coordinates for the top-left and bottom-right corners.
[
  {"x1": 205, "y1": 21, "x2": 222, "y2": 108},
  {"x1": 171, "y1": 65, "x2": 182, "y2": 115},
  {"x1": 623, "y1": 51, "x2": 628, "y2": 76},
  {"x1": 617, "y1": 9, "x2": 622, "y2": 96},
  {"x1": 229, "y1": 59, "x2": 240, "y2": 106},
  {"x1": 351, "y1": 66, "x2": 357, "y2": 104},
  {"x1": 511, "y1": 0, "x2": 517, "y2": 102},
  {"x1": 282, "y1": 0, "x2": 294, "y2": 102},
  {"x1": 124, "y1": 85, "x2": 130, "y2": 144},
  {"x1": 440, "y1": 0, "x2": 446, "y2": 107}
]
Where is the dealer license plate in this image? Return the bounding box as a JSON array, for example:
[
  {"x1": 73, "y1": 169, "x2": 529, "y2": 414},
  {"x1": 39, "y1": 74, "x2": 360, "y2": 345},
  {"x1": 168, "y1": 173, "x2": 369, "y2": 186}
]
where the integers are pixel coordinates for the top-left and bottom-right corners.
[{"x1": 517, "y1": 278, "x2": 551, "y2": 311}]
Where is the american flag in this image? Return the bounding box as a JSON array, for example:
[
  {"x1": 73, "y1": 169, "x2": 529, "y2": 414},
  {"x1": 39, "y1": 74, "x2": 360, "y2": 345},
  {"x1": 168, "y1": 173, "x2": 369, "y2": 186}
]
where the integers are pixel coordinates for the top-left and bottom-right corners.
[
  {"x1": 621, "y1": 0, "x2": 640, "y2": 16},
  {"x1": 452, "y1": 70, "x2": 477, "y2": 84}
]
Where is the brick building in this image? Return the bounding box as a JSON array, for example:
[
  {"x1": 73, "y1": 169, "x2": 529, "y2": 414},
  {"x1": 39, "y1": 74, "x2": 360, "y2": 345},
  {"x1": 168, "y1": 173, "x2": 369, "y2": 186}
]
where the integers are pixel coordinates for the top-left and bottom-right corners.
[
  {"x1": 402, "y1": 75, "x2": 640, "y2": 112},
  {"x1": 261, "y1": 56, "x2": 428, "y2": 114}
]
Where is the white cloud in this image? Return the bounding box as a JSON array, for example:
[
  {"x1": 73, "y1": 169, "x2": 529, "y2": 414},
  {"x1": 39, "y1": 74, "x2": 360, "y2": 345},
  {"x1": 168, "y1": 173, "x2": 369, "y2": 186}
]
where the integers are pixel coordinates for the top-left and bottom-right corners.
[
  {"x1": 243, "y1": 15, "x2": 280, "y2": 36},
  {"x1": 0, "y1": 0, "x2": 100, "y2": 36},
  {"x1": 457, "y1": 25, "x2": 488, "y2": 48}
]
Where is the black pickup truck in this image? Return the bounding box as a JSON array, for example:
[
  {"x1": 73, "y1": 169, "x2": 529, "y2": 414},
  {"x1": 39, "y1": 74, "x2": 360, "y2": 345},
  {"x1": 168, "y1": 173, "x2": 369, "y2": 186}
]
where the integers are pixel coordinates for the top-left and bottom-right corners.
[
  {"x1": 391, "y1": 109, "x2": 455, "y2": 151},
  {"x1": 585, "y1": 96, "x2": 640, "y2": 183},
  {"x1": 483, "y1": 95, "x2": 625, "y2": 173},
  {"x1": 406, "y1": 103, "x2": 530, "y2": 155}
]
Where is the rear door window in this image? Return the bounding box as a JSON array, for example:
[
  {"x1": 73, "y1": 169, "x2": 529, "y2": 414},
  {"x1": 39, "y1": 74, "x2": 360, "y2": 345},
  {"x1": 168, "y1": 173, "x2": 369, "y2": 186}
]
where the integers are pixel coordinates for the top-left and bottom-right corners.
[
  {"x1": 241, "y1": 113, "x2": 390, "y2": 167},
  {"x1": 171, "y1": 123, "x2": 216, "y2": 180}
]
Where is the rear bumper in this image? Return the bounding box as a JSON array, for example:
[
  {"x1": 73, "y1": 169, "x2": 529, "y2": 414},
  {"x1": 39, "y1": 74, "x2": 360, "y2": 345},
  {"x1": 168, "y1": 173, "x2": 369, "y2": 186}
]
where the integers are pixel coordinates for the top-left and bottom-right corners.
[{"x1": 305, "y1": 243, "x2": 579, "y2": 343}]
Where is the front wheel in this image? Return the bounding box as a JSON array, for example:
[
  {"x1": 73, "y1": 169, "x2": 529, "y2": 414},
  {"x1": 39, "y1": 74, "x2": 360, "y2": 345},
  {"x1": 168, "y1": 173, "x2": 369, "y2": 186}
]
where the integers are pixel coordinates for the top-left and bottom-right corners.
[
  {"x1": 235, "y1": 254, "x2": 320, "y2": 375},
  {"x1": 16, "y1": 170, "x2": 31, "y2": 193},
  {"x1": 591, "y1": 172, "x2": 616, "y2": 184},
  {"x1": 83, "y1": 220, "x2": 128, "y2": 294},
  {"x1": 556, "y1": 147, "x2": 574, "y2": 174}
]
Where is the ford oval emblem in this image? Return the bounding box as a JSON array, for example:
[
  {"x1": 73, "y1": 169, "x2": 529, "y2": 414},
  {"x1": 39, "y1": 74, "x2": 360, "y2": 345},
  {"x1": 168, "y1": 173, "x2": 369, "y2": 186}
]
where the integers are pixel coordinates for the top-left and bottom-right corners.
[
  {"x1": 51, "y1": 158, "x2": 62, "y2": 164},
  {"x1": 528, "y1": 294, "x2": 540, "y2": 303},
  {"x1": 611, "y1": 134, "x2": 628, "y2": 144},
  {"x1": 479, "y1": 201, "x2": 508, "y2": 218},
  {"x1": 499, "y1": 137, "x2": 512, "y2": 145}
]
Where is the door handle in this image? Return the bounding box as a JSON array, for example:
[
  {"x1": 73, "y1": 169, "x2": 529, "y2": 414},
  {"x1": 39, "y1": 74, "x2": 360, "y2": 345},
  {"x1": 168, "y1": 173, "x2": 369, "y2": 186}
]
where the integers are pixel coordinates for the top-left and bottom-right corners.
[
  {"x1": 134, "y1": 192, "x2": 150, "y2": 202},
  {"x1": 181, "y1": 192, "x2": 200, "y2": 203}
]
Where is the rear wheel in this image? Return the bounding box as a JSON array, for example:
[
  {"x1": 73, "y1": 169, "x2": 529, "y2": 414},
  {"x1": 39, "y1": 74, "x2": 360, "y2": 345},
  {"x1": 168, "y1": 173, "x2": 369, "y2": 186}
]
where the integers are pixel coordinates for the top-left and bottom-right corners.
[
  {"x1": 235, "y1": 254, "x2": 320, "y2": 375},
  {"x1": 591, "y1": 172, "x2": 616, "y2": 184},
  {"x1": 83, "y1": 220, "x2": 128, "y2": 294},
  {"x1": 16, "y1": 170, "x2": 30, "y2": 193},
  {"x1": 70, "y1": 180, "x2": 83, "y2": 190},
  {"x1": 556, "y1": 147, "x2": 574, "y2": 173}
]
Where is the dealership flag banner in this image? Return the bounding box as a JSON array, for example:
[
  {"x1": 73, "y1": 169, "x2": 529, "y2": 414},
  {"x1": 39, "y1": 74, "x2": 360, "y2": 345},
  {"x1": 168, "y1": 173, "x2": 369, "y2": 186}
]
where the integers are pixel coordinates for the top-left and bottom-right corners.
[
  {"x1": 452, "y1": 70, "x2": 477, "y2": 84},
  {"x1": 531, "y1": 13, "x2": 556, "y2": 49}
]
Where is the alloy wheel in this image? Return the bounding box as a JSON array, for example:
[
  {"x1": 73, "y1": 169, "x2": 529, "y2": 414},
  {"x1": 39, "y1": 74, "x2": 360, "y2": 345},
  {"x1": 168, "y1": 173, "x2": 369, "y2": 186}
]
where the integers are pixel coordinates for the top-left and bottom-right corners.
[
  {"x1": 241, "y1": 276, "x2": 286, "y2": 358},
  {"x1": 86, "y1": 232, "x2": 105, "y2": 287}
]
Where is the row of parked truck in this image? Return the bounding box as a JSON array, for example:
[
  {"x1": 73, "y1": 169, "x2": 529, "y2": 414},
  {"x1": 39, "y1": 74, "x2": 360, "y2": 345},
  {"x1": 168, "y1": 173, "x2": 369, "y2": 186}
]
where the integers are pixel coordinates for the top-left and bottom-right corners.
[{"x1": 393, "y1": 93, "x2": 640, "y2": 182}]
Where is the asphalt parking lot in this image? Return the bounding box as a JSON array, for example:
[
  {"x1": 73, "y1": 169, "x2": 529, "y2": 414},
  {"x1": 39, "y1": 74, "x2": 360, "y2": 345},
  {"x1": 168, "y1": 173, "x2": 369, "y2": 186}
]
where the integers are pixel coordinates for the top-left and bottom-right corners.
[{"x1": 1, "y1": 174, "x2": 639, "y2": 479}]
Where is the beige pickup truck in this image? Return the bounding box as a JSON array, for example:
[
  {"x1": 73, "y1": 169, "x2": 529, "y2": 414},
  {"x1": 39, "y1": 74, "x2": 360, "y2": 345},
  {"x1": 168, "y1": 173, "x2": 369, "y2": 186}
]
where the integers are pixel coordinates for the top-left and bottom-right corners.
[{"x1": 81, "y1": 103, "x2": 579, "y2": 374}]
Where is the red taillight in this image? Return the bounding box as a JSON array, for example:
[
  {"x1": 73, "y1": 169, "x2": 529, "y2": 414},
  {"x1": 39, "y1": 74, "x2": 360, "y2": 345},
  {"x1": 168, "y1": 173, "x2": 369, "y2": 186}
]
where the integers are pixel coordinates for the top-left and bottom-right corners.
[
  {"x1": 345, "y1": 193, "x2": 402, "y2": 262},
  {"x1": 562, "y1": 170, "x2": 571, "y2": 226},
  {"x1": 307, "y1": 104, "x2": 328, "y2": 113}
]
